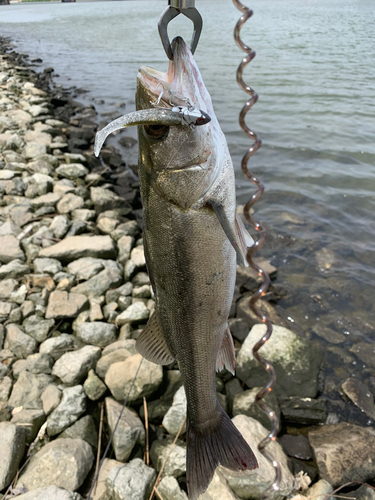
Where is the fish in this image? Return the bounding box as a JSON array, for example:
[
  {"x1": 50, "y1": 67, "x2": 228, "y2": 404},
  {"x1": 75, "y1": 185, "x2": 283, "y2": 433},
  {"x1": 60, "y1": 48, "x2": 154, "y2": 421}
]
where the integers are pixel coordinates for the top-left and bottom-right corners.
[{"x1": 95, "y1": 36, "x2": 258, "y2": 500}]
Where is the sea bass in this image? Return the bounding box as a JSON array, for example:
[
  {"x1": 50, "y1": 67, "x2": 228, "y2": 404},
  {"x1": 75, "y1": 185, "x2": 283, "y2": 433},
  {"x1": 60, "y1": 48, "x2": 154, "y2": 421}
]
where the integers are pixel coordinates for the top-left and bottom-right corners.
[{"x1": 95, "y1": 37, "x2": 258, "y2": 499}]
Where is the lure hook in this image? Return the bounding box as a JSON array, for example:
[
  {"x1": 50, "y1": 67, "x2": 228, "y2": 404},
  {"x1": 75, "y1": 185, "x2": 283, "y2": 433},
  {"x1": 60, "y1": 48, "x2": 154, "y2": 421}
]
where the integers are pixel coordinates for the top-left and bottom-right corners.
[
  {"x1": 158, "y1": 0, "x2": 203, "y2": 60},
  {"x1": 232, "y1": 0, "x2": 282, "y2": 496}
]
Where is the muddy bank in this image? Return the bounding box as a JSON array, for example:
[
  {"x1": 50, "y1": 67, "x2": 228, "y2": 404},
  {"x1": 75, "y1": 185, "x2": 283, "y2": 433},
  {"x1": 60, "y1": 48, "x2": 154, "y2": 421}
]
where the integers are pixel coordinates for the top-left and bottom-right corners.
[{"x1": 0, "y1": 36, "x2": 374, "y2": 500}]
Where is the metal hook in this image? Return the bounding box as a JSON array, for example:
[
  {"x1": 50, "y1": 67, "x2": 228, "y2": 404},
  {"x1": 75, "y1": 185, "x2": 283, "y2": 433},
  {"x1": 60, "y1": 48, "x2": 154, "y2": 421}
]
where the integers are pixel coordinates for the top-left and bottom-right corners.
[{"x1": 158, "y1": 0, "x2": 203, "y2": 60}]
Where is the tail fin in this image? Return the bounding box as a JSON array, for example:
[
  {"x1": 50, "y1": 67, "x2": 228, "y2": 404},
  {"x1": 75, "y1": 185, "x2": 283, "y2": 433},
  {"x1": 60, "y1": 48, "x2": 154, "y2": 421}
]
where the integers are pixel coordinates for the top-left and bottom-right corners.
[{"x1": 186, "y1": 406, "x2": 258, "y2": 500}]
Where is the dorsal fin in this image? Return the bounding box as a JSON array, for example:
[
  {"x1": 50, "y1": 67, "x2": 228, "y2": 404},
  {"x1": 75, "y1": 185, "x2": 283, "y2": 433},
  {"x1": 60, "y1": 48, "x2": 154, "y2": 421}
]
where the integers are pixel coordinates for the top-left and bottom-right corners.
[{"x1": 136, "y1": 311, "x2": 175, "y2": 365}]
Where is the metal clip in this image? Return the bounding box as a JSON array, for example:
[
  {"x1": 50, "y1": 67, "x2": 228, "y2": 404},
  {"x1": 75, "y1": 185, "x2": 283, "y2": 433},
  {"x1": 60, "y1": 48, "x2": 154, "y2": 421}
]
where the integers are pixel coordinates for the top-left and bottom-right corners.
[{"x1": 158, "y1": 1, "x2": 203, "y2": 60}]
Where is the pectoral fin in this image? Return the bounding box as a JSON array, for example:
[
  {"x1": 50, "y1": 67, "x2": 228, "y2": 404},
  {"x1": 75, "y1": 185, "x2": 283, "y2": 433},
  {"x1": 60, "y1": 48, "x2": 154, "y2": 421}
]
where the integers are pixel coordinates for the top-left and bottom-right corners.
[
  {"x1": 209, "y1": 201, "x2": 254, "y2": 267},
  {"x1": 216, "y1": 326, "x2": 236, "y2": 375},
  {"x1": 136, "y1": 311, "x2": 175, "y2": 365}
]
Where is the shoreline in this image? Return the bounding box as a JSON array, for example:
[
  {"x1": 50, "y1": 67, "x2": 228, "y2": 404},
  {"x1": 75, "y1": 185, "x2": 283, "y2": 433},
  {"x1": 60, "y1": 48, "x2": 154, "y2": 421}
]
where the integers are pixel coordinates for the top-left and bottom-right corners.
[{"x1": 0, "y1": 35, "x2": 374, "y2": 500}]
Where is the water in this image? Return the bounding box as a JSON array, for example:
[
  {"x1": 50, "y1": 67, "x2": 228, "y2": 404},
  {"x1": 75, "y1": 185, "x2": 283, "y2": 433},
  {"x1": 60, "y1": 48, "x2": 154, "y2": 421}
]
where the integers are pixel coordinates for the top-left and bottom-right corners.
[{"x1": 1, "y1": 0, "x2": 375, "y2": 411}]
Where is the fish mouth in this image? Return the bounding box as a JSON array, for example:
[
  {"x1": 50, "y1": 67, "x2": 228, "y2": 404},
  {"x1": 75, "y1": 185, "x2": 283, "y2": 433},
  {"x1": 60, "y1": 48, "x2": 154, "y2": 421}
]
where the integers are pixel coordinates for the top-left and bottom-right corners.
[{"x1": 170, "y1": 155, "x2": 212, "y2": 173}]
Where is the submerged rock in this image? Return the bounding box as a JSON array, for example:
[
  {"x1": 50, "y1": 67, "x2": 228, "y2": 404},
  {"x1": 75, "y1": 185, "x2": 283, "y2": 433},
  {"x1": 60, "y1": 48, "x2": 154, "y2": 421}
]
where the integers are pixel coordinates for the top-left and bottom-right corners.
[{"x1": 341, "y1": 377, "x2": 375, "y2": 420}]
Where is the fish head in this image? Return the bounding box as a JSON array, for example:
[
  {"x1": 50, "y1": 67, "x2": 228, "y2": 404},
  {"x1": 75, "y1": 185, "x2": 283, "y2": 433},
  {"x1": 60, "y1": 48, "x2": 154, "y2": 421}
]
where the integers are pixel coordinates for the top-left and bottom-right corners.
[{"x1": 137, "y1": 37, "x2": 226, "y2": 209}]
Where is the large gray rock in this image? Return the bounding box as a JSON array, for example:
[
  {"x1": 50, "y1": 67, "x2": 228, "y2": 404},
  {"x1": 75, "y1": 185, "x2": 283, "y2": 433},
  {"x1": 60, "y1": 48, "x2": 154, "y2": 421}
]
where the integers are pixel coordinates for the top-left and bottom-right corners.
[
  {"x1": 90, "y1": 186, "x2": 131, "y2": 213},
  {"x1": 341, "y1": 377, "x2": 375, "y2": 420},
  {"x1": 14, "y1": 485, "x2": 83, "y2": 500},
  {"x1": 70, "y1": 268, "x2": 122, "y2": 298},
  {"x1": 23, "y1": 315, "x2": 55, "y2": 342},
  {"x1": 26, "y1": 352, "x2": 54, "y2": 374},
  {"x1": 46, "y1": 385, "x2": 87, "y2": 437},
  {"x1": 34, "y1": 257, "x2": 62, "y2": 275},
  {"x1": 39, "y1": 333, "x2": 75, "y2": 360},
  {"x1": 308, "y1": 423, "x2": 375, "y2": 487},
  {"x1": 41, "y1": 384, "x2": 62, "y2": 415},
  {"x1": 162, "y1": 385, "x2": 187, "y2": 436},
  {"x1": 220, "y1": 415, "x2": 294, "y2": 499},
  {"x1": 115, "y1": 301, "x2": 149, "y2": 326},
  {"x1": 0, "y1": 235, "x2": 25, "y2": 263},
  {"x1": 233, "y1": 387, "x2": 280, "y2": 431},
  {"x1": 0, "y1": 259, "x2": 30, "y2": 279},
  {"x1": 150, "y1": 437, "x2": 186, "y2": 478},
  {"x1": 45, "y1": 291, "x2": 89, "y2": 319},
  {"x1": 0, "y1": 376, "x2": 13, "y2": 402},
  {"x1": 11, "y1": 409, "x2": 46, "y2": 444},
  {"x1": 67, "y1": 257, "x2": 104, "y2": 281},
  {"x1": 75, "y1": 321, "x2": 117, "y2": 347},
  {"x1": 18, "y1": 438, "x2": 94, "y2": 492},
  {"x1": 158, "y1": 476, "x2": 189, "y2": 500},
  {"x1": 95, "y1": 347, "x2": 133, "y2": 379},
  {"x1": 105, "y1": 353, "x2": 163, "y2": 403},
  {"x1": 52, "y1": 345, "x2": 101, "y2": 385},
  {"x1": 103, "y1": 459, "x2": 156, "y2": 500},
  {"x1": 57, "y1": 193, "x2": 85, "y2": 214},
  {"x1": 89, "y1": 458, "x2": 121, "y2": 500},
  {"x1": 105, "y1": 397, "x2": 145, "y2": 461},
  {"x1": 4, "y1": 323, "x2": 38, "y2": 358},
  {"x1": 236, "y1": 324, "x2": 321, "y2": 399},
  {"x1": 56, "y1": 163, "x2": 89, "y2": 179},
  {"x1": 199, "y1": 470, "x2": 239, "y2": 500},
  {"x1": 0, "y1": 422, "x2": 26, "y2": 490},
  {"x1": 39, "y1": 235, "x2": 117, "y2": 263},
  {"x1": 9, "y1": 372, "x2": 53, "y2": 409},
  {"x1": 50, "y1": 215, "x2": 70, "y2": 239},
  {"x1": 58, "y1": 415, "x2": 98, "y2": 449}
]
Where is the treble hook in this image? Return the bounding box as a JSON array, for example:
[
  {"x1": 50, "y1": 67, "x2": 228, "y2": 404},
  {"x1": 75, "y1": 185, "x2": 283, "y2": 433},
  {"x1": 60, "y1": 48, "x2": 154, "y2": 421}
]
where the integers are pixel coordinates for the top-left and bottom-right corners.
[{"x1": 158, "y1": 0, "x2": 203, "y2": 60}]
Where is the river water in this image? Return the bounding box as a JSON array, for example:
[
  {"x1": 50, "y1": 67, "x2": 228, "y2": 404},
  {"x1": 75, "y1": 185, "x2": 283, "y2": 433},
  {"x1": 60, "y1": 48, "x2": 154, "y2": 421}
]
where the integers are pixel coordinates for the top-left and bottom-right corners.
[{"x1": 1, "y1": 0, "x2": 375, "y2": 416}]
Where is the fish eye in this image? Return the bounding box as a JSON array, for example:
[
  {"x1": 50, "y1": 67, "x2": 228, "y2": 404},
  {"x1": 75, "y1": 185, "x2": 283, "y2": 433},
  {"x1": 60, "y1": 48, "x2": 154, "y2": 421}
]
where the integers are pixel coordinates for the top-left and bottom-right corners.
[{"x1": 144, "y1": 124, "x2": 169, "y2": 140}]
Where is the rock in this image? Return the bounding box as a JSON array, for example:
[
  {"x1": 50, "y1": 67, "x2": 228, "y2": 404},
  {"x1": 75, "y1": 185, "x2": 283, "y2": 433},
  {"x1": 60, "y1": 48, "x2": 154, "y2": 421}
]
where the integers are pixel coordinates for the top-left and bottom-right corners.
[
  {"x1": 90, "y1": 186, "x2": 131, "y2": 213},
  {"x1": 111, "y1": 220, "x2": 140, "y2": 240},
  {"x1": 341, "y1": 377, "x2": 375, "y2": 419},
  {"x1": 50, "y1": 215, "x2": 70, "y2": 239},
  {"x1": 45, "y1": 291, "x2": 89, "y2": 319},
  {"x1": 0, "y1": 259, "x2": 30, "y2": 280},
  {"x1": 130, "y1": 246, "x2": 146, "y2": 268},
  {"x1": 46, "y1": 385, "x2": 86, "y2": 436},
  {"x1": 199, "y1": 470, "x2": 238, "y2": 500},
  {"x1": 132, "y1": 284, "x2": 151, "y2": 298},
  {"x1": 57, "y1": 193, "x2": 85, "y2": 214},
  {"x1": 88, "y1": 458, "x2": 121, "y2": 500},
  {"x1": 117, "y1": 235, "x2": 134, "y2": 264},
  {"x1": 158, "y1": 476, "x2": 189, "y2": 500},
  {"x1": 52, "y1": 345, "x2": 101, "y2": 385},
  {"x1": 58, "y1": 414, "x2": 98, "y2": 449},
  {"x1": 115, "y1": 301, "x2": 149, "y2": 326},
  {"x1": 106, "y1": 282, "x2": 133, "y2": 303},
  {"x1": 83, "y1": 369, "x2": 107, "y2": 400},
  {"x1": 304, "y1": 479, "x2": 333, "y2": 500},
  {"x1": 150, "y1": 437, "x2": 186, "y2": 478},
  {"x1": 30, "y1": 192, "x2": 61, "y2": 209},
  {"x1": 308, "y1": 423, "x2": 375, "y2": 487},
  {"x1": 14, "y1": 485, "x2": 83, "y2": 500},
  {"x1": 343, "y1": 485, "x2": 375, "y2": 500},
  {"x1": 236, "y1": 324, "x2": 321, "y2": 399},
  {"x1": 39, "y1": 235, "x2": 116, "y2": 263},
  {"x1": 11, "y1": 409, "x2": 45, "y2": 444},
  {"x1": 4, "y1": 323, "x2": 38, "y2": 358},
  {"x1": 9, "y1": 372, "x2": 53, "y2": 409},
  {"x1": 162, "y1": 385, "x2": 187, "y2": 436},
  {"x1": 233, "y1": 387, "x2": 280, "y2": 430},
  {"x1": 0, "y1": 422, "x2": 26, "y2": 490},
  {"x1": 18, "y1": 438, "x2": 94, "y2": 492},
  {"x1": 23, "y1": 315, "x2": 55, "y2": 342},
  {"x1": 0, "y1": 235, "x2": 25, "y2": 263},
  {"x1": 0, "y1": 402, "x2": 11, "y2": 422},
  {"x1": 41, "y1": 384, "x2": 62, "y2": 415},
  {"x1": 67, "y1": 257, "x2": 104, "y2": 280},
  {"x1": 0, "y1": 376, "x2": 13, "y2": 402},
  {"x1": 34, "y1": 257, "x2": 62, "y2": 275},
  {"x1": 56, "y1": 163, "x2": 89, "y2": 179},
  {"x1": 280, "y1": 397, "x2": 327, "y2": 425},
  {"x1": 279, "y1": 434, "x2": 312, "y2": 461},
  {"x1": 39, "y1": 333, "x2": 75, "y2": 360},
  {"x1": 0, "y1": 278, "x2": 18, "y2": 300},
  {"x1": 97, "y1": 216, "x2": 119, "y2": 235},
  {"x1": 70, "y1": 268, "x2": 122, "y2": 298},
  {"x1": 24, "y1": 142, "x2": 47, "y2": 159},
  {"x1": 220, "y1": 415, "x2": 294, "y2": 499},
  {"x1": 104, "y1": 459, "x2": 156, "y2": 500},
  {"x1": 95, "y1": 347, "x2": 133, "y2": 379},
  {"x1": 26, "y1": 352, "x2": 54, "y2": 374},
  {"x1": 228, "y1": 317, "x2": 249, "y2": 342},
  {"x1": 105, "y1": 353, "x2": 163, "y2": 403},
  {"x1": 27, "y1": 173, "x2": 54, "y2": 196},
  {"x1": 75, "y1": 321, "x2": 117, "y2": 347},
  {"x1": 350, "y1": 342, "x2": 375, "y2": 370},
  {"x1": 225, "y1": 378, "x2": 244, "y2": 414},
  {"x1": 105, "y1": 397, "x2": 145, "y2": 461}
]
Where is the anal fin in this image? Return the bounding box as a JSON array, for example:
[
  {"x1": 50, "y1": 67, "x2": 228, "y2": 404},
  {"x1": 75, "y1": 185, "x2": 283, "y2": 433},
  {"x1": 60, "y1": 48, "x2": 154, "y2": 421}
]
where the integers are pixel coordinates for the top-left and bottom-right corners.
[
  {"x1": 216, "y1": 326, "x2": 236, "y2": 375},
  {"x1": 136, "y1": 311, "x2": 175, "y2": 365},
  {"x1": 235, "y1": 212, "x2": 254, "y2": 267}
]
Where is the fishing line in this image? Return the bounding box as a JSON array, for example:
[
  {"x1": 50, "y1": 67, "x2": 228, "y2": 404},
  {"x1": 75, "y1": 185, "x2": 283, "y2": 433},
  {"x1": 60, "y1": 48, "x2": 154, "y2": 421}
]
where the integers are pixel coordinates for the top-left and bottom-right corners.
[
  {"x1": 232, "y1": 0, "x2": 282, "y2": 496},
  {"x1": 86, "y1": 357, "x2": 144, "y2": 500}
]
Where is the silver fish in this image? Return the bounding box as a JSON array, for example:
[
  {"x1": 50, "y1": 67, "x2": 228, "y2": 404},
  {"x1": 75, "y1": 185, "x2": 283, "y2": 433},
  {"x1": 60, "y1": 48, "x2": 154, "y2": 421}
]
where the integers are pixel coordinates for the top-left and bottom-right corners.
[{"x1": 95, "y1": 37, "x2": 258, "y2": 499}]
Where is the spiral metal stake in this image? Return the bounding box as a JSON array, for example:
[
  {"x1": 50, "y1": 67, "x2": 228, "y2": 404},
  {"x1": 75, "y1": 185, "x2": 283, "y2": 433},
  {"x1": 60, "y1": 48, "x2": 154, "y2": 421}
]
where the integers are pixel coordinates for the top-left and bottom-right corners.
[{"x1": 233, "y1": 1, "x2": 282, "y2": 496}]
